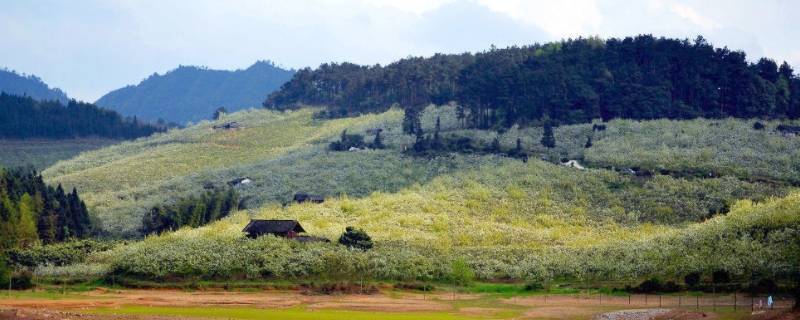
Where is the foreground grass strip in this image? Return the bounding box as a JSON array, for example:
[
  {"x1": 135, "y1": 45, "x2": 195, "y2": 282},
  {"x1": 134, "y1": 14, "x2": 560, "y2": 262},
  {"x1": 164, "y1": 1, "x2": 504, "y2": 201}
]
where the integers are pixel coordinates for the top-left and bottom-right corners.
[{"x1": 85, "y1": 305, "x2": 497, "y2": 320}]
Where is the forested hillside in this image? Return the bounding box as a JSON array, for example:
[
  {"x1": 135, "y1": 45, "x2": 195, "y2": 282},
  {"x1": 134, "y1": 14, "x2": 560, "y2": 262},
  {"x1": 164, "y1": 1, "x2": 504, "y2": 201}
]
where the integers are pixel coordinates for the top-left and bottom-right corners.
[
  {"x1": 0, "y1": 167, "x2": 92, "y2": 252},
  {"x1": 0, "y1": 69, "x2": 69, "y2": 104},
  {"x1": 0, "y1": 93, "x2": 164, "y2": 139},
  {"x1": 266, "y1": 35, "x2": 800, "y2": 127},
  {"x1": 96, "y1": 61, "x2": 294, "y2": 124}
]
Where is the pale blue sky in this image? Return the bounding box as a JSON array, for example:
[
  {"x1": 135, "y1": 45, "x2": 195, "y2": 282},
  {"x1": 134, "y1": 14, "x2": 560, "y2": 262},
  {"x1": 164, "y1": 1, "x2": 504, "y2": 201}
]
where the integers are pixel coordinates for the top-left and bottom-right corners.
[{"x1": 1, "y1": 0, "x2": 798, "y2": 101}]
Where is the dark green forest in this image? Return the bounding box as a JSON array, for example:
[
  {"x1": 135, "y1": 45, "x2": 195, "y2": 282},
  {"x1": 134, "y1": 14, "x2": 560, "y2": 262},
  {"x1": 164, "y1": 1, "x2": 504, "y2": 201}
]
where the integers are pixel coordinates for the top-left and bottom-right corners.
[
  {"x1": 140, "y1": 188, "x2": 239, "y2": 235},
  {"x1": 0, "y1": 69, "x2": 69, "y2": 104},
  {"x1": 96, "y1": 61, "x2": 295, "y2": 124},
  {"x1": 0, "y1": 167, "x2": 92, "y2": 252},
  {"x1": 265, "y1": 35, "x2": 800, "y2": 128},
  {"x1": 0, "y1": 93, "x2": 164, "y2": 139}
]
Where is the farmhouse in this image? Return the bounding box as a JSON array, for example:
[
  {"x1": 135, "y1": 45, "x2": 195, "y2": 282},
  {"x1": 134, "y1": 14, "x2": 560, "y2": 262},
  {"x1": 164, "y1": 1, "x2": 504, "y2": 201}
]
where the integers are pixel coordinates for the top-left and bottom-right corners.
[
  {"x1": 776, "y1": 124, "x2": 800, "y2": 136},
  {"x1": 242, "y1": 219, "x2": 305, "y2": 238},
  {"x1": 293, "y1": 193, "x2": 324, "y2": 203},
  {"x1": 242, "y1": 219, "x2": 330, "y2": 242}
]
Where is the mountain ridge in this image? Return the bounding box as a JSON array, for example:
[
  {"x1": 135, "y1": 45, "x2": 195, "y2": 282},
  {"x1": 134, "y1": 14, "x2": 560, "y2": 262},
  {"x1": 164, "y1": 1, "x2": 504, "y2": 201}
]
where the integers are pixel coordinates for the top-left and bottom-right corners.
[
  {"x1": 0, "y1": 68, "x2": 69, "y2": 104},
  {"x1": 96, "y1": 60, "x2": 294, "y2": 124}
]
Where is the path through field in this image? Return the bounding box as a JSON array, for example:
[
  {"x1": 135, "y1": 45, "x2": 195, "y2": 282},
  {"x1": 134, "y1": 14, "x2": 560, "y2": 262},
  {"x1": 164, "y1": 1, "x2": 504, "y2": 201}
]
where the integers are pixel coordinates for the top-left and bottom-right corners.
[{"x1": 0, "y1": 289, "x2": 793, "y2": 320}]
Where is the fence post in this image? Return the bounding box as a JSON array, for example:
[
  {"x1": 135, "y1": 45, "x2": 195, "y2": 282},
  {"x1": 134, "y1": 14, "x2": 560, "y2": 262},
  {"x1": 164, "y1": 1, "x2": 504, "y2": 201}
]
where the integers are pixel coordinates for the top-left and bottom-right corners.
[
  {"x1": 679, "y1": 295, "x2": 681, "y2": 308},
  {"x1": 628, "y1": 294, "x2": 631, "y2": 305},
  {"x1": 696, "y1": 295, "x2": 699, "y2": 309},
  {"x1": 712, "y1": 294, "x2": 716, "y2": 311},
  {"x1": 659, "y1": 294, "x2": 662, "y2": 308},
  {"x1": 599, "y1": 293, "x2": 602, "y2": 305},
  {"x1": 645, "y1": 294, "x2": 648, "y2": 305},
  {"x1": 734, "y1": 293, "x2": 737, "y2": 311}
]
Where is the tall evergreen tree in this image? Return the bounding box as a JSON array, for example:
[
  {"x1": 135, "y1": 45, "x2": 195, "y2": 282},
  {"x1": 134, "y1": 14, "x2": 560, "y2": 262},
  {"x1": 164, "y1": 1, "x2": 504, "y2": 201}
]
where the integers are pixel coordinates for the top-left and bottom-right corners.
[{"x1": 541, "y1": 122, "x2": 556, "y2": 148}]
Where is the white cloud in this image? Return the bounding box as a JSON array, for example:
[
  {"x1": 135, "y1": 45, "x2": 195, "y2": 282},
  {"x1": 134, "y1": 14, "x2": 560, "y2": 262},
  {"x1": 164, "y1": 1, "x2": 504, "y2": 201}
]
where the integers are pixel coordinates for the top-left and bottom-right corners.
[
  {"x1": 668, "y1": 2, "x2": 717, "y2": 30},
  {"x1": 478, "y1": 0, "x2": 603, "y2": 38}
]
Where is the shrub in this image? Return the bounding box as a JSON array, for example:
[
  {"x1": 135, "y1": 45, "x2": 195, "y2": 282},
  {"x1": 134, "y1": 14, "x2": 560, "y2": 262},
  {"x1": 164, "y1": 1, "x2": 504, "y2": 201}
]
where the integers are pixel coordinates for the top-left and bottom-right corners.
[
  {"x1": 10, "y1": 270, "x2": 33, "y2": 290},
  {"x1": 632, "y1": 278, "x2": 663, "y2": 293},
  {"x1": 338, "y1": 227, "x2": 373, "y2": 250},
  {"x1": 712, "y1": 270, "x2": 731, "y2": 284},
  {"x1": 524, "y1": 282, "x2": 544, "y2": 291},
  {"x1": 753, "y1": 122, "x2": 765, "y2": 130},
  {"x1": 395, "y1": 282, "x2": 435, "y2": 291},
  {"x1": 661, "y1": 281, "x2": 683, "y2": 293},
  {"x1": 449, "y1": 258, "x2": 475, "y2": 286},
  {"x1": 684, "y1": 272, "x2": 701, "y2": 289},
  {"x1": 748, "y1": 278, "x2": 777, "y2": 294}
]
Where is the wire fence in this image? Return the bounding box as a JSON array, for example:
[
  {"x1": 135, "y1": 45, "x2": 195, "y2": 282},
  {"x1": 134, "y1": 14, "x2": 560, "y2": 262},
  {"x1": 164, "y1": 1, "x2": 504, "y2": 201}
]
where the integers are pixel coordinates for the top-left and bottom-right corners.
[{"x1": 507, "y1": 293, "x2": 795, "y2": 311}]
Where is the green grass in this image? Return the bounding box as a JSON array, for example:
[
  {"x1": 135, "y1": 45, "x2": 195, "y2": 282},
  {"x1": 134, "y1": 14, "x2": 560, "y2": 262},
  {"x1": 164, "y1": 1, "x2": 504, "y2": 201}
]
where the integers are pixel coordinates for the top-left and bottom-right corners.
[
  {"x1": 84, "y1": 305, "x2": 499, "y2": 320},
  {"x1": 0, "y1": 138, "x2": 118, "y2": 169}
]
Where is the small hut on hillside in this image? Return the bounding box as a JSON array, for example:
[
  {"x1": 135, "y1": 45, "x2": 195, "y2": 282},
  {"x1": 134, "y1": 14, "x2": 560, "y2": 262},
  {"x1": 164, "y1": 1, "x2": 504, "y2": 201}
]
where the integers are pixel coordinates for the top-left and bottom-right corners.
[
  {"x1": 243, "y1": 219, "x2": 305, "y2": 238},
  {"x1": 242, "y1": 219, "x2": 329, "y2": 242},
  {"x1": 293, "y1": 193, "x2": 324, "y2": 204}
]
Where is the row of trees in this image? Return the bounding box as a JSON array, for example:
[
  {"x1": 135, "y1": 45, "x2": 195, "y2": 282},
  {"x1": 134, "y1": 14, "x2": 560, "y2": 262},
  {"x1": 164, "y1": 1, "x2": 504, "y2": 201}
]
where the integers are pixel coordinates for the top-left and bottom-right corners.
[
  {"x1": 0, "y1": 93, "x2": 165, "y2": 139},
  {"x1": 265, "y1": 35, "x2": 800, "y2": 128},
  {"x1": 0, "y1": 167, "x2": 92, "y2": 251},
  {"x1": 140, "y1": 189, "x2": 239, "y2": 235},
  {"x1": 328, "y1": 129, "x2": 385, "y2": 151}
]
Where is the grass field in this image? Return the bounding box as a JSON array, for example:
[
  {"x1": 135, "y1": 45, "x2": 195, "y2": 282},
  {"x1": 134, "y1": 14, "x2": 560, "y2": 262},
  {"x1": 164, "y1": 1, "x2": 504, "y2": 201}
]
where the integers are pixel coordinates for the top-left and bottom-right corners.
[
  {"x1": 0, "y1": 139, "x2": 118, "y2": 169},
  {"x1": 0, "y1": 288, "x2": 770, "y2": 320}
]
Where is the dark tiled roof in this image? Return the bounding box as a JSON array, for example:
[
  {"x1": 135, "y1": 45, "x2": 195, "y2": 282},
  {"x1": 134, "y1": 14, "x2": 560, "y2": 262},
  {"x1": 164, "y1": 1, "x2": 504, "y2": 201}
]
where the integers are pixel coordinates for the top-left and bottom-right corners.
[{"x1": 242, "y1": 219, "x2": 305, "y2": 235}]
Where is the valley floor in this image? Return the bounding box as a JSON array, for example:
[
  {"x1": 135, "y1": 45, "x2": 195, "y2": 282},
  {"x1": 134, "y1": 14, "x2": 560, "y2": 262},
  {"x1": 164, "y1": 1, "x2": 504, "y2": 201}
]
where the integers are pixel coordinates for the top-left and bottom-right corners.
[{"x1": 0, "y1": 288, "x2": 794, "y2": 320}]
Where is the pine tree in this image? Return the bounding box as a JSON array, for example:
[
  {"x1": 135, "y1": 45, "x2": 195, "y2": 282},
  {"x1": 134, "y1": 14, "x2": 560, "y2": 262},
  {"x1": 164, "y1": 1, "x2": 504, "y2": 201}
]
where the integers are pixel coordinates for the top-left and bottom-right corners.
[
  {"x1": 541, "y1": 122, "x2": 556, "y2": 148},
  {"x1": 371, "y1": 130, "x2": 385, "y2": 149},
  {"x1": 490, "y1": 137, "x2": 501, "y2": 153},
  {"x1": 16, "y1": 193, "x2": 39, "y2": 247},
  {"x1": 584, "y1": 135, "x2": 593, "y2": 148},
  {"x1": 432, "y1": 116, "x2": 443, "y2": 150}
]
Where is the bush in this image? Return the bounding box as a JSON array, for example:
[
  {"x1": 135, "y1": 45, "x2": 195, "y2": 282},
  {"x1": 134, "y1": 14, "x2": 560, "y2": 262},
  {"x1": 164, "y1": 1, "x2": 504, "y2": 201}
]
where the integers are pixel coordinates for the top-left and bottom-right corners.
[
  {"x1": 10, "y1": 270, "x2": 33, "y2": 289},
  {"x1": 753, "y1": 122, "x2": 766, "y2": 130},
  {"x1": 712, "y1": 270, "x2": 731, "y2": 284},
  {"x1": 524, "y1": 282, "x2": 544, "y2": 291},
  {"x1": 0, "y1": 269, "x2": 33, "y2": 290},
  {"x1": 632, "y1": 278, "x2": 663, "y2": 293},
  {"x1": 449, "y1": 258, "x2": 475, "y2": 286},
  {"x1": 748, "y1": 278, "x2": 777, "y2": 294},
  {"x1": 338, "y1": 227, "x2": 373, "y2": 250},
  {"x1": 684, "y1": 272, "x2": 701, "y2": 289},
  {"x1": 395, "y1": 282, "x2": 435, "y2": 291},
  {"x1": 661, "y1": 281, "x2": 683, "y2": 293}
]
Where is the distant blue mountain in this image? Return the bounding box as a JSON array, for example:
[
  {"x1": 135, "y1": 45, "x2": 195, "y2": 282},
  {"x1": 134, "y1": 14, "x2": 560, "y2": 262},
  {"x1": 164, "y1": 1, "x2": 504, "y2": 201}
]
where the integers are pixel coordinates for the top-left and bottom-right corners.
[
  {"x1": 0, "y1": 68, "x2": 69, "y2": 104},
  {"x1": 96, "y1": 61, "x2": 295, "y2": 124}
]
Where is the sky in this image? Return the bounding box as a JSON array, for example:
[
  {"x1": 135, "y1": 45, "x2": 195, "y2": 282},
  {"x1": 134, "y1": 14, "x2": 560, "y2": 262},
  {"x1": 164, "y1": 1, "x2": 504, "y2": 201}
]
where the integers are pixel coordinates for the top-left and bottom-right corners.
[{"x1": 1, "y1": 0, "x2": 799, "y2": 102}]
